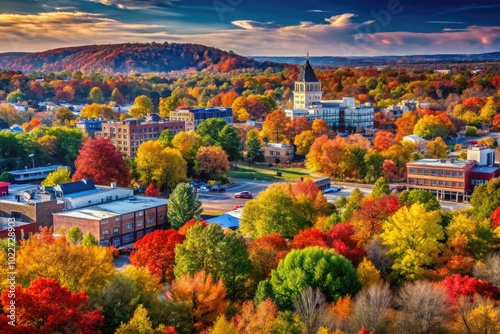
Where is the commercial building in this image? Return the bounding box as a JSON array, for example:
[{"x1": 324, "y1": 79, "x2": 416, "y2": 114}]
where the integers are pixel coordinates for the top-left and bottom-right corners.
[
  {"x1": 261, "y1": 143, "x2": 295, "y2": 164},
  {"x1": 0, "y1": 218, "x2": 36, "y2": 241},
  {"x1": 285, "y1": 58, "x2": 374, "y2": 132},
  {"x1": 406, "y1": 145, "x2": 500, "y2": 202},
  {"x1": 8, "y1": 165, "x2": 70, "y2": 184},
  {"x1": 75, "y1": 118, "x2": 103, "y2": 137},
  {"x1": 169, "y1": 107, "x2": 233, "y2": 131},
  {"x1": 96, "y1": 115, "x2": 185, "y2": 157}
]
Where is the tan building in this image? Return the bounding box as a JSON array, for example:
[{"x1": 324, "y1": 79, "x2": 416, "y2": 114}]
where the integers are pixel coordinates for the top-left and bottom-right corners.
[
  {"x1": 170, "y1": 107, "x2": 234, "y2": 131},
  {"x1": 96, "y1": 116, "x2": 185, "y2": 157},
  {"x1": 261, "y1": 143, "x2": 295, "y2": 164}
]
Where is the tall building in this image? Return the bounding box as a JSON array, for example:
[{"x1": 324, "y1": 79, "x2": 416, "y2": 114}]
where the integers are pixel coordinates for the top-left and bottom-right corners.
[
  {"x1": 293, "y1": 55, "x2": 322, "y2": 109},
  {"x1": 96, "y1": 115, "x2": 185, "y2": 157},
  {"x1": 285, "y1": 57, "x2": 374, "y2": 131}
]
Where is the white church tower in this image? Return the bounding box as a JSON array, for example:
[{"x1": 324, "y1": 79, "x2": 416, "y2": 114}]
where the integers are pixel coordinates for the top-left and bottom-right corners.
[{"x1": 293, "y1": 54, "x2": 322, "y2": 109}]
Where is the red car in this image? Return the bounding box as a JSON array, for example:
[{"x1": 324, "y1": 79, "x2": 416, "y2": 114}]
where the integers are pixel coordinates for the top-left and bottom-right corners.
[{"x1": 234, "y1": 191, "x2": 253, "y2": 199}]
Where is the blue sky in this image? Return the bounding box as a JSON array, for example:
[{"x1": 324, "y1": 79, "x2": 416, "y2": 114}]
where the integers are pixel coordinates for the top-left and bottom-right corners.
[{"x1": 0, "y1": 0, "x2": 499, "y2": 56}]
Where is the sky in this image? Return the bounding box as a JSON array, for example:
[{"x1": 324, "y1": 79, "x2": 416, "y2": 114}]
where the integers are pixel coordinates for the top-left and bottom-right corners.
[{"x1": 0, "y1": 0, "x2": 499, "y2": 56}]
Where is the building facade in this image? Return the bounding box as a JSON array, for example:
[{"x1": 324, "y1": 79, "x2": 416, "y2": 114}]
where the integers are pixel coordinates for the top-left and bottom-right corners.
[
  {"x1": 261, "y1": 143, "x2": 295, "y2": 164},
  {"x1": 285, "y1": 59, "x2": 374, "y2": 131},
  {"x1": 170, "y1": 107, "x2": 233, "y2": 131},
  {"x1": 96, "y1": 117, "x2": 185, "y2": 157},
  {"x1": 75, "y1": 118, "x2": 103, "y2": 138}
]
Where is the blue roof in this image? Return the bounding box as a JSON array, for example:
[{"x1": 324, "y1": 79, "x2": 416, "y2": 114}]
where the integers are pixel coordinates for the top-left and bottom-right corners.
[
  {"x1": 55, "y1": 179, "x2": 96, "y2": 195},
  {"x1": 206, "y1": 213, "x2": 240, "y2": 229}
]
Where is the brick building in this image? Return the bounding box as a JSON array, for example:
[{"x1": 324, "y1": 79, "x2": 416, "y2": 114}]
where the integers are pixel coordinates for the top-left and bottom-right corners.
[
  {"x1": 53, "y1": 195, "x2": 167, "y2": 247},
  {"x1": 0, "y1": 218, "x2": 36, "y2": 241},
  {"x1": 96, "y1": 116, "x2": 185, "y2": 157},
  {"x1": 261, "y1": 143, "x2": 295, "y2": 164}
]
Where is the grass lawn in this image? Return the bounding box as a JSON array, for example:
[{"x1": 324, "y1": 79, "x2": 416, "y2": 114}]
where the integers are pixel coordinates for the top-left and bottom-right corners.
[{"x1": 228, "y1": 164, "x2": 311, "y2": 182}]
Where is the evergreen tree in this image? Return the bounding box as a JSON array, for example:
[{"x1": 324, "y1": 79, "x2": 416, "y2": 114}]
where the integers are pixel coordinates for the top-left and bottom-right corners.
[
  {"x1": 372, "y1": 177, "x2": 391, "y2": 199},
  {"x1": 245, "y1": 129, "x2": 263, "y2": 163},
  {"x1": 167, "y1": 183, "x2": 202, "y2": 229}
]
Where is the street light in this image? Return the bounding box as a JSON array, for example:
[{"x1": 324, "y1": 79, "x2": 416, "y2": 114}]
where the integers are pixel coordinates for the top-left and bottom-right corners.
[{"x1": 28, "y1": 153, "x2": 34, "y2": 169}]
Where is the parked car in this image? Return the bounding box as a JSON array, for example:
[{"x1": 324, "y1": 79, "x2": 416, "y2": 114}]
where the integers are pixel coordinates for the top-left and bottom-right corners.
[
  {"x1": 198, "y1": 186, "x2": 210, "y2": 193},
  {"x1": 390, "y1": 185, "x2": 406, "y2": 192},
  {"x1": 322, "y1": 187, "x2": 341, "y2": 194},
  {"x1": 233, "y1": 204, "x2": 245, "y2": 210},
  {"x1": 210, "y1": 185, "x2": 226, "y2": 192},
  {"x1": 189, "y1": 182, "x2": 198, "y2": 188},
  {"x1": 234, "y1": 191, "x2": 253, "y2": 199}
]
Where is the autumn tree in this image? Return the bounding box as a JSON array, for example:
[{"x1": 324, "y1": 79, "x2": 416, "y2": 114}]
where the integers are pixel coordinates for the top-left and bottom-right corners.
[
  {"x1": 0, "y1": 277, "x2": 104, "y2": 333},
  {"x1": 89, "y1": 87, "x2": 105, "y2": 103},
  {"x1": 289, "y1": 116, "x2": 311, "y2": 141},
  {"x1": 248, "y1": 233, "x2": 289, "y2": 283},
  {"x1": 290, "y1": 228, "x2": 328, "y2": 249},
  {"x1": 266, "y1": 247, "x2": 361, "y2": 310},
  {"x1": 115, "y1": 305, "x2": 166, "y2": 334},
  {"x1": 158, "y1": 147, "x2": 187, "y2": 190},
  {"x1": 195, "y1": 146, "x2": 230, "y2": 177},
  {"x1": 130, "y1": 229, "x2": 186, "y2": 283},
  {"x1": 159, "y1": 94, "x2": 179, "y2": 118},
  {"x1": 80, "y1": 103, "x2": 118, "y2": 120},
  {"x1": 381, "y1": 204, "x2": 444, "y2": 281},
  {"x1": 41, "y1": 166, "x2": 71, "y2": 186},
  {"x1": 372, "y1": 177, "x2": 391, "y2": 199},
  {"x1": 373, "y1": 130, "x2": 395, "y2": 151},
  {"x1": 479, "y1": 96, "x2": 497, "y2": 124},
  {"x1": 166, "y1": 271, "x2": 228, "y2": 332},
  {"x1": 425, "y1": 137, "x2": 448, "y2": 158},
  {"x1": 82, "y1": 232, "x2": 99, "y2": 246},
  {"x1": 158, "y1": 129, "x2": 174, "y2": 148},
  {"x1": 312, "y1": 119, "x2": 331, "y2": 136},
  {"x1": 351, "y1": 284, "x2": 392, "y2": 333},
  {"x1": 294, "y1": 130, "x2": 316, "y2": 156},
  {"x1": 231, "y1": 298, "x2": 277, "y2": 334},
  {"x1": 15, "y1": 234, "x2": 114, "y2": 298},
  {"x1": 66, "y1": 226, "x2": 83, "y2": 245},
  {"x1": 55, "y1": 106, "x2": 77, "y2": 126},
  {"x1": 129, "y1": 95, "x2": 154, "y2": 119},
  {"x1": 72, "y1": 137, "x2": 131, "y2": 187},
  {"x1": 470, "y1": 178, "x2": 500, "y2": 220},
  {"x1": 356, "y1": 259, "x2": 383, "y2": 288},
  {"x1": 167, "y1": 183, "x2": 202, "y2": 230},
  {"x1": 413, "y1": 114, "x2": 450, "y2": 139},
  {"x1": 37, "y1": 134, "x2": 58, "y2": 163},
  {"x1": 326, "y1": 223, "x2": 367, "y2": 266},
  {"x1": 381, "y1": 159, "x2": 399, "y2": 181},
  {"x1": 399, "y1": 189, "x2": 440, "y2": 212},
  {"x1": 145, "y1": 183, "x2": 161, "y2": 197},
  {"x1": 395, "y1": 111, "x2": 417, "y2": 140},
  {"x1": 111, "y1": 87, "x2": 126, "y2": 105},
  {"x1": 262, "y1": 110, "x2": 291, "y2": 143},
  {"x1": 175, "y1": 224, "x2": 251, "y2": 301}
]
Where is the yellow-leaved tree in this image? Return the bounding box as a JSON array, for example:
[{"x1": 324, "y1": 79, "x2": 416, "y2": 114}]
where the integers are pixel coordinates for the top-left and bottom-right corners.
[{"x1": 380, "y1": 204, "x2": 444, "y2": 281}]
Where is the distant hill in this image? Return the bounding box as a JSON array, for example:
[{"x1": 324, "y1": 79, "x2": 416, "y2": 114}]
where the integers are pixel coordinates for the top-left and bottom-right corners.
[
  {"x1": 252, "y1": 52, "x2": 500, "y2": 67},
  {"x1": 0, "y1": 43, "x2": 280, "y2": 74}
]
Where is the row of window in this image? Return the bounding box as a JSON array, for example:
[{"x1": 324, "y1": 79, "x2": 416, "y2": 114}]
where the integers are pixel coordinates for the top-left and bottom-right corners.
[
  {"x1": 268, "y1": 150, "x2": 292, "y2": 156},
  {"x1": 408, "y1": 178, "x2": 464, "y2": 188},
  {"x1": 408, "y1": 168, "x2": 464, "y2": 178}
]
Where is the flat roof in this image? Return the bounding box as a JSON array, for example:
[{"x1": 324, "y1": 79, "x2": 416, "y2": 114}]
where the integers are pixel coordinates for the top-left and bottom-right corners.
[
  {"x1": 408, "y1": 159, "x2": 475, "y2": 168},
  {"x1": 53, "y1": 196, "x2": 167, "y2": 220},
  {"x1": 8, "y1": 165, "x2": 69, "y2": 175},
  {"x1": 471, "y1": 166, "x2": 500, "y2": 173}
]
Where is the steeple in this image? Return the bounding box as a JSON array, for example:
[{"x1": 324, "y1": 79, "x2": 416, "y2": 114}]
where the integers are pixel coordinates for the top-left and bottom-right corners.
[{"x1": 293, "y1": 54, "x2": 322, "y2": 109}]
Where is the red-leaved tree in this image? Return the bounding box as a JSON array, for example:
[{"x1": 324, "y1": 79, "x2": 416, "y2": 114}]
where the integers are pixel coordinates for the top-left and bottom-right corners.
[
  {"x1": 178, "y1": 219, "x2": 207, "y2": 235},
  {"x1": 0, "y1": 277, "x2": 103, "y2": 333},
  {"x1": 439, "y1": 274, "x2": 500, "y2": 305},
  {"x1": 145, "y1": 183, "x2": 161, "y2": 198},
  {"x1": 325, "y1": 223, "x2": 366, "y2": 266},
  {"x1": 72, "y1": 137, "x2": 131, "y2": 187},
  {"x1": 248, "y1": 233, "x2": 289, "y2": 282},
  {"x1": 491, "y1": 207, "x2": 500, "y2": 229},
  {"x1": 130, "y1": 229, "x2": 186, "y2": 283},
  {"x1": 290, "y1": 228, "x2": 328, "y2": 249}
]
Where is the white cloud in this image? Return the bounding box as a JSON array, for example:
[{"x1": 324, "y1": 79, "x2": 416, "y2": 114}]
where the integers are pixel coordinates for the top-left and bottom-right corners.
[
  {"x1": 0, "y1": 12, "x2": 499, "y2": 56},
  {"x1": 86, "y1": 0, "x2": 178, "y2": 10}
]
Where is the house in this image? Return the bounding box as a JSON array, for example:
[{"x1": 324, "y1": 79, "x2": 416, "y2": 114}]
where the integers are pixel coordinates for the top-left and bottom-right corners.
[
  {"x1": 206, "y1": 209, "x2": 242, "y2": 230},
  {"x1": 403, "y1": 134, "x2": 426, "y2": 153},
  {"x1": 261, "y1": 143, "x2": 295, "y2": 164}
]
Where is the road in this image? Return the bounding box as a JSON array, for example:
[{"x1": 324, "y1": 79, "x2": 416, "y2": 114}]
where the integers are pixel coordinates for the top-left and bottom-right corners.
[{"x1": 199, "y1": 179, "x2": 472, "y2": 214}]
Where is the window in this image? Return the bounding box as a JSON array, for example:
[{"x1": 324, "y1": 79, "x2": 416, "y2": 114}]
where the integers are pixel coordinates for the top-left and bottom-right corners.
[
  {"x1": 431, "y1": 170, "x2": 436, "y2": 176},
  {"x1": 270, "y1": 151, "x2": 274, "y2": 156},
  {"x1": 445, "y1": 171, "x2": 450, "y2": 177},
  {"x1": 126, "y1": 223, "x2": 134, "y2": 230},
  {"x1": 137, "y1": 220, "x2": 143, "y2": 227},
  {"x1": 452, "y1": 182, "x2": 456, "y2": 187},
  {"x1": 103, "y1": 230, "x2": 109, "y2": 238},
  {"x1": 438, "y1": 170, "x2": 443, "y2": 176},
  {"x1": 137, "y1": 211, "x2": 144, "y2": 216},
  {"x1": 100, "y1": 240, "x2": 109, "y2": 246},
  {"x1": 424, "y1": 169, "x2": 429, "y2": 175},
  {"x1": 101, "y1": 219, "x2": 109, "y2": 225},
  {"x1": 113, "y1": 238, "x2": 121, "y2": 247},
  {"x1": 409, "y1": 168, "x2": 415, "y2": 174},
  {"x1": 113, "y1": 227, "x2": 119, "y2": 235},
  {"x1": 148, "y1": 217, "x2": 153, "y2": 223},
  {"x1": 431, "y1": 180, "x2": 436, "y2": 185},
  {"x1": 438, "y1": 180, "x2": 443, "y2": 186},
  {"x1": 123, "y1": 233, "x2": 134, "y2": 244},
  {"x1": 452, "y1": 171, "x2": 457, "y2": 177},
  {"x1": 114, "y1": 217, "x2": 120, "y2": 221},
  {"x1": 417, "y1": 169, "x2": 422, "y2": 175}
]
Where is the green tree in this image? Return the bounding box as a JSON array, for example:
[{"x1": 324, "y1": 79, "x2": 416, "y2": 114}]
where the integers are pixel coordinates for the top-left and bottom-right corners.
[
  {"x1": 425, "y1": 137, "x2": 448, "y2": 158},
  {"x1": 266, "y1": 247, "x2": 361, "y2": 310},
  {"x1": 167, "y1": 183, "x2": 202, "y2": 229},
  {"x1": 41, "y1": 166, "x2": 71, "y2": 186},
  {"x1": 245, "y1": 129, "x2": 263, "y2": 163},
  {"x1": 196, "y1": 118, "x2": 227, "y2": 141},
  {"x1": 239, "y1": 184, "x2": 311, "y2": 238},
  {"x1": 372, "y1": 177, "x2": 391, "y2": 199},
  {"x1": 6, "y1": 89, "x2": 26, "y2": 103},
  {"x1": 159, "y1": 94, "x2": 179, "y2": 118},
  {"x1": 81, "y1": 232, "x2": 99, "y2": 246},
  {"x1": 381, "y1": 204, "x2": 444, "y2": 281},
  {"x1": 465, "y1": 125, "x2": 478, "y2": 137},
  {"x1": 129, "y1": 95, "x2": 153, "y2": 119},
  {"x1": 55, "y1": 107, "x2": 77, "y2": 126},
  {"x1": 158, "y1": 129, "x2": 174, "y2": 148},
  {"x1": 470, "y1": 178, "x2": 500, "y2": 220},
  {"x1": 89, "y1": 87, "x2": 105, "y2": 103},
  {"x1": 218, "y1": 125, "x2": 241, "y2": 161},
  {"x1": 399, "y1": 189, "x2": 440, "y2": 211},
  {"x1": 66, "y1": 226, "x2": 83, "y2": 245},
  {"x1": 174, "y1": 223, "x2": 251, "y2": 300}
]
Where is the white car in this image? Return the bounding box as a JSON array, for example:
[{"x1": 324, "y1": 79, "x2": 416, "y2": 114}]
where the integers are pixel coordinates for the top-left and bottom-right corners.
[
  {"x1": 198, "y1": 186, "x2": 209, "y2": 193},
  {"x1": 322, "y1": 187, "x2": 341, "y2": 194}
]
